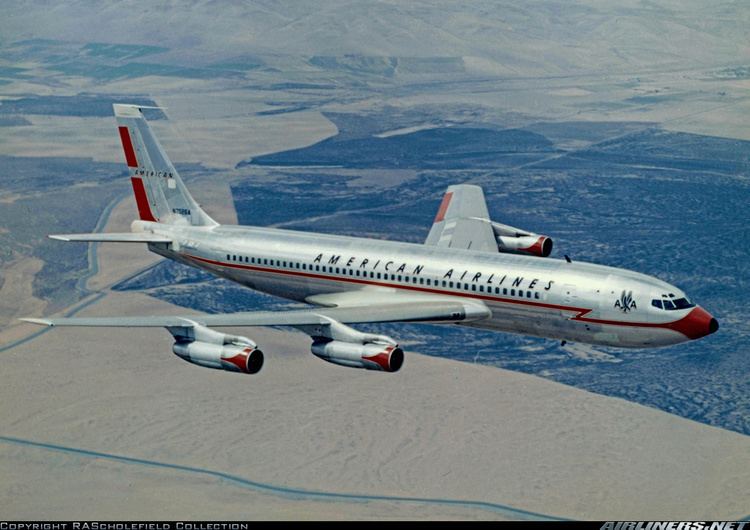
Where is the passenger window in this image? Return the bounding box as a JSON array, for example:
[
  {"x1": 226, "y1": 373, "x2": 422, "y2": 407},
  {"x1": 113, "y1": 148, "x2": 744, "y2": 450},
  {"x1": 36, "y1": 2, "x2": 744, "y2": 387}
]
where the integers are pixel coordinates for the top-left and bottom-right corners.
[
  {"x1": 511, "y1": 289, "x2": 515, "y2": 296},
  {"x1": 226, "y1": 254, "x2": 230, "y2": 260},
  {"x1": 527, "y1": 291, "x2": 531, "y2": 298},
  {"x1": 503, "y1": 288, "x2": 508, "y2": 295},
  {"x1": 471, "y1": 285, "x2": 476, "y2": 291},
  {"x1": 535, "y1": 292, "x2": 540, "y2": 299},
  {"x1": 449, "y1": 282, "x2": 454, "y2": 288},
  {"x1": 479, "y1": 285, "x2": 484, "y2": 292}
]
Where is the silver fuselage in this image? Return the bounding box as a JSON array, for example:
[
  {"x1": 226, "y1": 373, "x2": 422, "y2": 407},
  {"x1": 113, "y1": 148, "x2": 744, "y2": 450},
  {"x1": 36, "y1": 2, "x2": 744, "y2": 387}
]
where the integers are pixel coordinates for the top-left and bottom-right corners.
[{"x1": 141, "y1": 221, "x2": 711, "y2": 348}]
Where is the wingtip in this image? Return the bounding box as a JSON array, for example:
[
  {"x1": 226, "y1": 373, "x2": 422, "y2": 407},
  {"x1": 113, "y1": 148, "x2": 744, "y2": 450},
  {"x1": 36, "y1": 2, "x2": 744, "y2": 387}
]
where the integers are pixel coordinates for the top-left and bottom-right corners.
[
  {"x1": 48, "y1": 234, "x2": 70, "y2": 241},
  {"x1": 20, "y1": 317, "x2": 54, "y2": 327}
]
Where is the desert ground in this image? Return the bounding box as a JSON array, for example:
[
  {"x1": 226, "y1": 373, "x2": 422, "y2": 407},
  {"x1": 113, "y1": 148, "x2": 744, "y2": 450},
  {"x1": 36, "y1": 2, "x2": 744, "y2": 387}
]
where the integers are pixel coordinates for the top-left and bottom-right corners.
[
  {"x1": 2, "y1": 1, "x2": 749, "y2": 520},
  {"x1": 1, "y1": 206, "x2": 749, "y2": 520}
]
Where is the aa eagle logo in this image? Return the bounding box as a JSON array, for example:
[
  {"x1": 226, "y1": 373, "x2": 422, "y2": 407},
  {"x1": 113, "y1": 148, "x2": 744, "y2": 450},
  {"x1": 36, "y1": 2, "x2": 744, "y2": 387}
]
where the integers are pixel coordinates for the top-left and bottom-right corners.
[{"x1": 615, "y1": 290, "x2": 637, "y2": 312}]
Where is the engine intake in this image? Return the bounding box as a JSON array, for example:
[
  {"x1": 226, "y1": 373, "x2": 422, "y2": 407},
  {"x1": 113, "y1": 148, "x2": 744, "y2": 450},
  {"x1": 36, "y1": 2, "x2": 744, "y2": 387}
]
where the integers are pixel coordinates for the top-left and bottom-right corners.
[{"x1": 311, "y1": 340, "x2": 404, "y2": 372}]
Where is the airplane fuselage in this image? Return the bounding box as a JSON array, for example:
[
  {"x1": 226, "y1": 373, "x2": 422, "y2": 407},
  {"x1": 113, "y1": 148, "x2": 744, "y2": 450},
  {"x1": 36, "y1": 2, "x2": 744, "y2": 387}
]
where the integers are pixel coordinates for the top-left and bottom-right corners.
[{"x1": 144, "y1": 221, "x2": 717, "y2": 348}]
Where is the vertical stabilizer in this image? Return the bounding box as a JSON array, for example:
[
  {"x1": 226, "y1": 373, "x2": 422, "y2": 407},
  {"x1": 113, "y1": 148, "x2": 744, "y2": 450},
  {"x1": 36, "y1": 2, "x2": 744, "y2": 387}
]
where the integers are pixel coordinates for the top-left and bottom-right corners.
[{"x1": 114, "y1": 104, "x2": 217, "y2": 227}]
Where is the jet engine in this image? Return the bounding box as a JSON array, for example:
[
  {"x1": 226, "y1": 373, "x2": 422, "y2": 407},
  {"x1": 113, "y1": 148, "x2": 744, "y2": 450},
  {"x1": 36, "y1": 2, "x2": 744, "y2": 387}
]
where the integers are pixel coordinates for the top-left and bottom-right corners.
[
  {"x1": 490, "y1": 221, "x2": 553, "y2": 257},
  {"x1": 169, "y1": 322, "x2": 263, "y2": 374},
  {"x1": 311, "y1": 340, "x2": 404, "y2": 372},
  {"x1": 299, "y1": 317, "x2": 404, "y2": 372}
]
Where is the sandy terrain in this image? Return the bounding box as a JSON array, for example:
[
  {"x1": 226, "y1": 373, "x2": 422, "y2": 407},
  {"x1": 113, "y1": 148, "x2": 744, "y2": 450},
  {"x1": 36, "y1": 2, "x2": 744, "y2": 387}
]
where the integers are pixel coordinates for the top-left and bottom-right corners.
[
  {"x1": 1, "y1": 166, "x2": 748, "y2": 519},
  {"x1": 0, "y1": 442, "x2": 510, "y2": 520},
  {"x1": 2, "y1": 5, "x2": 749, "y2": 517},
  {"x1": 1, "y1": 289, "x2": 748, "y2": 520}
]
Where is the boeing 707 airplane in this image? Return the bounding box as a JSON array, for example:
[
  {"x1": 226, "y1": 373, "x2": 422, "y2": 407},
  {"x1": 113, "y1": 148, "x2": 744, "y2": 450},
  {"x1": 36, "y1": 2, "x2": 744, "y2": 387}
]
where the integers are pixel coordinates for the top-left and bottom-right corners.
[{"x1": 23, "y1": 104, "x2": 719, "y2": 375}]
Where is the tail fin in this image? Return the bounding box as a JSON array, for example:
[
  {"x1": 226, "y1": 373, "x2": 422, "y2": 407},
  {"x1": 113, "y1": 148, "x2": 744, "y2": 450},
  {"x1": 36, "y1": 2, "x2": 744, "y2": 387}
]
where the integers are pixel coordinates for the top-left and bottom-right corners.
[{"x1": 114, "y1": 104, "x2": 217, "y2": 227}]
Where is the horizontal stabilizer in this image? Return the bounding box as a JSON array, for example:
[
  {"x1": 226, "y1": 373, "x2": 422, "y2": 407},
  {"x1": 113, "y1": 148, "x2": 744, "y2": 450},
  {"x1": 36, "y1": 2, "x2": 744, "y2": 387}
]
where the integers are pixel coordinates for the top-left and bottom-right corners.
[{"x1": 49, "y1": 233, "x2": 172, "y2": 243}]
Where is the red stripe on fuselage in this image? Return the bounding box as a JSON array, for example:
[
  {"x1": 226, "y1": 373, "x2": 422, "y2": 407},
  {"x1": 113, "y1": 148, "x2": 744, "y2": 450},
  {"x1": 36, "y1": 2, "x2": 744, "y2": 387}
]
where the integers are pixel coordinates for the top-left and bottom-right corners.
[
  {"x1": 434, "y1": 192, "x2": 453, "y2": 222},
  {"x1": 130, "y1": 177, "x2": 157, "y2": 222},
  {"x1": 118, "y1": 126, "x2": 139, "y2": 168},
  {"x1": 180, "y1": 252, "x2": 699, "y2": 338}
]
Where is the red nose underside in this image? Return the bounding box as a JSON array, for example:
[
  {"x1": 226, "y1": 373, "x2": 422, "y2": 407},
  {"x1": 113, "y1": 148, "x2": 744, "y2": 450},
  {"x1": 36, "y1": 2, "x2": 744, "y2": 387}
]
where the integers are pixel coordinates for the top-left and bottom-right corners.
[{"x1": 666, "y1": 307, "x2": 719, "y2": 340}]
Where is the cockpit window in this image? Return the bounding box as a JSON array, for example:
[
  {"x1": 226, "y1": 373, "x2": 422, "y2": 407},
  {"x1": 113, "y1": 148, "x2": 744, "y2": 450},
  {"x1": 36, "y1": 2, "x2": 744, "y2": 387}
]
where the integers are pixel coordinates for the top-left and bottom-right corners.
[
  {"x1": 651, "y1": 296, "x2": 695, "y2": 310},
  {"x1": 672, "y1": 297, "x2": 695, "y2": 310}
]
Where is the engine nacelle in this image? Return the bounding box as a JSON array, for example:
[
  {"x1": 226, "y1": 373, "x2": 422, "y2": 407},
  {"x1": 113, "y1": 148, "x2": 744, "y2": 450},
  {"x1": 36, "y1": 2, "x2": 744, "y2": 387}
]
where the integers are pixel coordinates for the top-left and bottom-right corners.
[
  {"x1": 173, "y1": 341, "x2": 264, "y2": 374},
  {"x1": 311, "y1": 340, "x2": 404, "y2": 372},
  {"x1": 489, "y1": 221, "x2": 552, "y2": 257},
  {"x1": 497, "y1": 234, "x2": 553, "y2": 257},
  {"x1": 168, "y1": 322, "x2": 263, "y2": 374}
]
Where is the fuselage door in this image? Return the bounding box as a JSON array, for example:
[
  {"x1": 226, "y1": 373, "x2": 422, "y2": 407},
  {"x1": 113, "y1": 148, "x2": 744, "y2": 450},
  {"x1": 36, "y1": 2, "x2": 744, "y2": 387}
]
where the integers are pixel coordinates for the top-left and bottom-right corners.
[{"x1": 563, "y1": 284, "x2": 578, "y2": 305}]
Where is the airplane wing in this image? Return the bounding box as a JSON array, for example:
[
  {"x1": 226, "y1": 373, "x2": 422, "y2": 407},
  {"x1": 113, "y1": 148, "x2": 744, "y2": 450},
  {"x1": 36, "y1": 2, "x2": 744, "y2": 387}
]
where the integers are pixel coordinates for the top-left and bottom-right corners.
[
  {"x1": 21, "y1": 299, "x2": 491, "y2": 328},
  {"x1": 424, "y1": 184, "x2": 497, "y2": 252}
]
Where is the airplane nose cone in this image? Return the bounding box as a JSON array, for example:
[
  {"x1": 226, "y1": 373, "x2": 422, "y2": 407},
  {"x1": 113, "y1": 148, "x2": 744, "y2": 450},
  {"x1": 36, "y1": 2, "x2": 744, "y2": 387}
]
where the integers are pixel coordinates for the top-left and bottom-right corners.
[{"x1": 670, "y1": 306, "x2": 718, "y2": 340}]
